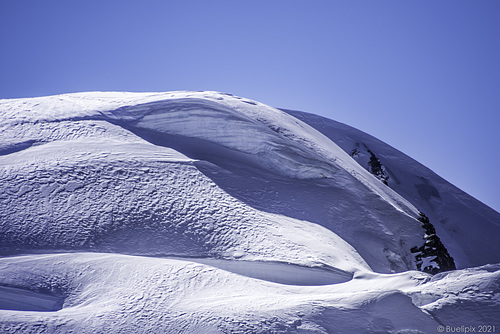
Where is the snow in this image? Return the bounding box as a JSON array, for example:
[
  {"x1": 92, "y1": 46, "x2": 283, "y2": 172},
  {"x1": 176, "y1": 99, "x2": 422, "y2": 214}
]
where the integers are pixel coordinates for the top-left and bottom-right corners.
[
  {"x1": 0, "y1": 91, "x2": 422, "y2": 272},
  {"x1": 0, "y1": 253, "x2": 498, "y2": 333},
  {"x1": 1, "y1": 91, "x2": 499, "y2": 333},
  {"x1": 285, "y1": 108, "x2": 500, "y2": 269},
  {"x1": 0, "y1": 286, "x2": 63, "y2": 312},
  {"x1": 175, "y1": 257, "x2": 354, "y2": 285}
]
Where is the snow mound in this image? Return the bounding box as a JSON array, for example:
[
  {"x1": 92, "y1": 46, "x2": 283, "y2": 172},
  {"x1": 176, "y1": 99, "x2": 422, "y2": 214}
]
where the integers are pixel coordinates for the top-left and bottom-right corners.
[
  {"x1": 0, "y1": 91, "x2": 430, "y2": 273},
  {"x1": 0, "y1": 253, "x2": 498, "y2": 333},
  {"x1": 1, "y1": 91, "x2": 499, "y2": 333}
]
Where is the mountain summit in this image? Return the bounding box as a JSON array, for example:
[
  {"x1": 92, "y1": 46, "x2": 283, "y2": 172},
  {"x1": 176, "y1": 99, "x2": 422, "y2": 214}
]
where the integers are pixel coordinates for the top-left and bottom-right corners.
[{"x1": 1, "y1": 91, "x2": 499, "y2": 333}]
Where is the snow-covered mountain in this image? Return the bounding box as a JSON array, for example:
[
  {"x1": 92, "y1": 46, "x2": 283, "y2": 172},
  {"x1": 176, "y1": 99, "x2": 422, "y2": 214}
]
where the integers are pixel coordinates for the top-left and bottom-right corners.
[
  {"x1": 1, "y1": 91, "x2": 499, "y2": 333},
  {"x1": 284, "y1": 109, "x2": 500, "y2": 270}
]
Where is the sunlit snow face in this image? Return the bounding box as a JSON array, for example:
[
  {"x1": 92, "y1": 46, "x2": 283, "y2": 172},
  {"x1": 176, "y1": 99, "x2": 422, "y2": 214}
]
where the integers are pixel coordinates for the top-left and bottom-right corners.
[
  {"x1": 0, "y1": 91, "x2": 461, "y2": 278},
  {"x1": 0, "y1": 92, "x2": 377, "y2": 274}
]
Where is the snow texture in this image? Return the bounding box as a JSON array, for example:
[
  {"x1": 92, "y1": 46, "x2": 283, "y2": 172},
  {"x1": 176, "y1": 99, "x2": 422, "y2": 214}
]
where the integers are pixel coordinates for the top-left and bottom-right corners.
[
  {"x1": 285, "y1": 108, "x2": 500, "y2": 269},
  {"x1": 1, "y1": 91, "x2": 499, "y2": 333}
]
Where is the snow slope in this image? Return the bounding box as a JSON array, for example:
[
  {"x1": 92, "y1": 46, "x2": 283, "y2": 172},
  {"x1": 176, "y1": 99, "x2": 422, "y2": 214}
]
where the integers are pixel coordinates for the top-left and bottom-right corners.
[
  {"x1": 1, "y1": 91, "x2": 499, "y2": 333},
  {"x1": 0, "y1": 253, "x2": 498, "y2": 333},
  {"x1": 0, "y1": 91, "x2": 426, "y2": 273},
  {"x1": 285, "y1": 109, "x2": 500, "y2": 269}
]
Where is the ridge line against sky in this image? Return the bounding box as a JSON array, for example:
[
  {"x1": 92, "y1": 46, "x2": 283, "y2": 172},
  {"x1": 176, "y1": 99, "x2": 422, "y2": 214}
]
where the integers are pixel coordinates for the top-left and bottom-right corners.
[{"x1": 1, "y1": 1, "x2": 499, "y2": 212}]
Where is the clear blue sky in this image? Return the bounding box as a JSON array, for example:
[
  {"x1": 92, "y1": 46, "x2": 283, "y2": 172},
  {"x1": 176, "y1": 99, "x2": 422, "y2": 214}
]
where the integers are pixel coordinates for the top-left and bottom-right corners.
[{"x1": 1, "y1": 1, "x2": 499, "y2": 212}]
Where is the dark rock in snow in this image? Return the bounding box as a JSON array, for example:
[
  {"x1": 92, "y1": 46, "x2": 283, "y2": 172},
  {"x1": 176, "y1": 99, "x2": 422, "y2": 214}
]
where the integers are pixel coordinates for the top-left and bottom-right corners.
[{"x1": 411, "y1": 212, "x2": 456, "y2": 274}]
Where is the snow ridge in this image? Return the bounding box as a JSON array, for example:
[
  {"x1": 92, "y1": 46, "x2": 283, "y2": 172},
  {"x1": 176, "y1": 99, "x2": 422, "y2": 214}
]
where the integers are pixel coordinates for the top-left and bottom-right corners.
[
  {"x1": 1, "y1": 91, "x2": 499, "y2": 333},
  {"x1": 285, "y1": 108, "x2": 500, "y2": 269}
]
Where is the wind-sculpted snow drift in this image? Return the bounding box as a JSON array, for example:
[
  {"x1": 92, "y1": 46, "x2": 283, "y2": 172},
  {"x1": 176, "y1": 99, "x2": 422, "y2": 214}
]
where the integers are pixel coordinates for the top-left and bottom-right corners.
[{"x1": 1, "y1": 91, "x2": 499, "y2": 333}]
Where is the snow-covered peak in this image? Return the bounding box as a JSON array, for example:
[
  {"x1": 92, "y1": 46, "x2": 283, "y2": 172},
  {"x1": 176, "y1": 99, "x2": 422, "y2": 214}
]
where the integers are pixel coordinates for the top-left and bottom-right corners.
[
  {"x1": 1, "y1": 91, "x2": 499, "y2": 333},
  {"x1": 1, "y1": 91, "x2": 419, "y2": 216}
]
